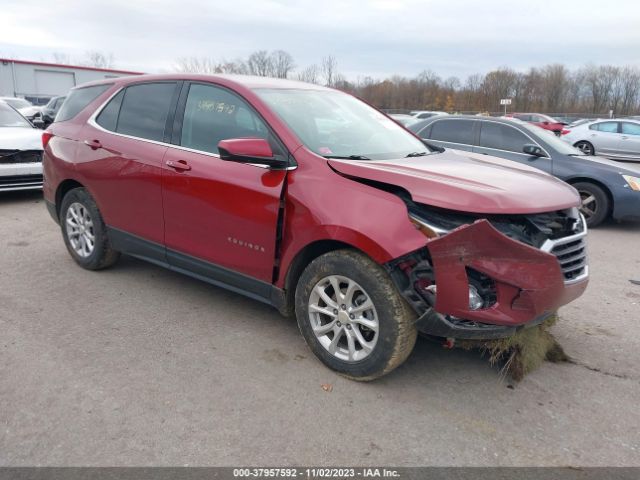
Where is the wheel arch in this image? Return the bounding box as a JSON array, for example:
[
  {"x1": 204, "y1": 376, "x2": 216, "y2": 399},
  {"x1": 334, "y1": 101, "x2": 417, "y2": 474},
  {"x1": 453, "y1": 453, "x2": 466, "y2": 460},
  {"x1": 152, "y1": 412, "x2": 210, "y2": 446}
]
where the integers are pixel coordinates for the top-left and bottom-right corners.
[
  {"x1": 55, "y1": 179, "x2": 86, "y2": 218},
  {"x1": 279, "y1": 239, "x2": 372, "y2": 317}
]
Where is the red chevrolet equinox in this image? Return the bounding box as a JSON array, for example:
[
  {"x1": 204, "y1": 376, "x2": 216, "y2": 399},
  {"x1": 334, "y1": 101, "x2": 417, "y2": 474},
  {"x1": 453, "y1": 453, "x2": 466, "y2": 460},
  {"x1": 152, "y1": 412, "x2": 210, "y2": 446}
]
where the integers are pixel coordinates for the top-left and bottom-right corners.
[{"x1": 43, "y1": 75, "x2": 589, "y2": 380}]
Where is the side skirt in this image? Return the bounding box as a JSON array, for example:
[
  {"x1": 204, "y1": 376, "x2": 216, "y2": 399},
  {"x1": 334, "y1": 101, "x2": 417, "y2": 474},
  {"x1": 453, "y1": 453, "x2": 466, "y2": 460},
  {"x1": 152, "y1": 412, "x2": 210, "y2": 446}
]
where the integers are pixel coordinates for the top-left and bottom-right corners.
[{"x1": 107, "y1": 227, "x2": 286, "y2": 310}]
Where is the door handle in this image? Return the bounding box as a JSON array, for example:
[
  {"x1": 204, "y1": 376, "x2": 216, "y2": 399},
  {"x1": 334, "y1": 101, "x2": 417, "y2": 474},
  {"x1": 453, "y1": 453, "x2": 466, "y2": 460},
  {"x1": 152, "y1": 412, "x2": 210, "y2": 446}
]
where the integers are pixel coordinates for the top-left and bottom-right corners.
[
  {"x1": 84, "y1": 139, "x2": 102, "y2": 150},
  {"x1": 166, "y1": 159, "x2": 191, "y2": 171},
  {"x1": 621, "y1": 135, "x2": 628, "y2": 140}
]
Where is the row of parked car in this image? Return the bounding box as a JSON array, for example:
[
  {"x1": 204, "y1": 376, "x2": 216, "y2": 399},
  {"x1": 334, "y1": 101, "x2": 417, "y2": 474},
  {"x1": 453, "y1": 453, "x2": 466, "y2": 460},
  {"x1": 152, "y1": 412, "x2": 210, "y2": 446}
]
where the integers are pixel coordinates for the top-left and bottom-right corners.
[
  {"x1": 388, "y1": 110, "x2": 640, "y2": 227},
  {"x1": 0, "y1": 95, "x2": 66, "y2": 128},
  {"x1": 1, "y1": 87, "x2": 640, "y2": 228}
]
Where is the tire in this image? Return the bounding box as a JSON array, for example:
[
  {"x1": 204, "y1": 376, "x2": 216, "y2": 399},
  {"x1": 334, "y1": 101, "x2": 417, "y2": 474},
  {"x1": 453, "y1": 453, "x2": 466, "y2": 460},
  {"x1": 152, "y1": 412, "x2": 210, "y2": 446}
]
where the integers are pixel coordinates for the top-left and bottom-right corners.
[
  {"x1": 574, "y1": 141, "x2": 595, "y2": 155},
  {"x1": 573, "y1": 181, "x2": 609, "y2": 228},
  {"x1": 59, "y1": 187, "x2": 120, "y2": 270},
  {"x1": 295, "y1": 249, "x2": 417, "y2": 381}
]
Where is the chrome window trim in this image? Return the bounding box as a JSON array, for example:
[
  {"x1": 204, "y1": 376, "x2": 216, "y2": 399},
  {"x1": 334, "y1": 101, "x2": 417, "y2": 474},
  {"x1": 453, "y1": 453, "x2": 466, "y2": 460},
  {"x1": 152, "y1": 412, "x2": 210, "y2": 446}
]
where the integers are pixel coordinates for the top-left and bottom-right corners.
[
  {"x1": 87, "y1": 85, "x2": 297, "y2": 171},
  {"x1": 422, "y1": 118, "x2": 551, "y2": 159}
]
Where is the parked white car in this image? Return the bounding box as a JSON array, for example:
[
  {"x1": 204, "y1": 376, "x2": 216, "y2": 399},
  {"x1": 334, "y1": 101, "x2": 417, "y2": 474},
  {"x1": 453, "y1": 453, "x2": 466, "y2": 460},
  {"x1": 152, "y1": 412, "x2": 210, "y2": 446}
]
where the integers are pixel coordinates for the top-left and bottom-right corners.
[
  {"x1": 562, "y1": 118, "x2": 640, "y2": 162},
  {"x1": 0, "y1": 101, "x2": 43, "y2": 191},
  {"x1": 0, "y1": 96, "x2": 42, "y2": 123}
]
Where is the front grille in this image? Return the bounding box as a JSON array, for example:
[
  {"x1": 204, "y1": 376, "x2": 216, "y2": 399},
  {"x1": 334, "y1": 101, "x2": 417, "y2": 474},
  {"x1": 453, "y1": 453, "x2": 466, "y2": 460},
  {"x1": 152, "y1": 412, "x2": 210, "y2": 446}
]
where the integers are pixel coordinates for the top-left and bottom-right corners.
[
  {"x1": 0, "y1": 150, "x2": 43, "y2": 164},
  {"x1": 541, "y1": 229, "x2": 588, "y2": 284}
]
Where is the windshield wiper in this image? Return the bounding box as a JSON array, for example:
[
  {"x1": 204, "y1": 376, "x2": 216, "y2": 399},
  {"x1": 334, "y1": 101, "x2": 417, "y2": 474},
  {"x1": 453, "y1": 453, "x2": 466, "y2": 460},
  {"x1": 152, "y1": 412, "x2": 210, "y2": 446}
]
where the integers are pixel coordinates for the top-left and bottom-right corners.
[
  {"x1": 323, "y1": 154, "x2": 371, "y2": 160},
  {"x1": 405, "y1": 151, "x2": 430, "y2": 157}
]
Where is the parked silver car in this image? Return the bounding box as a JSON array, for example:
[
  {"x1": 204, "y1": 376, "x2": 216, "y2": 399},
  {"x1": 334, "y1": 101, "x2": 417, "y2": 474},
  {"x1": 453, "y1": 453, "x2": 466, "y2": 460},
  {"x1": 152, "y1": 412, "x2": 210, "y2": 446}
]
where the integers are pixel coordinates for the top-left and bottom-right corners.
[{"x1": 561, "y1": 119, "x2": 640, "y2": 162}]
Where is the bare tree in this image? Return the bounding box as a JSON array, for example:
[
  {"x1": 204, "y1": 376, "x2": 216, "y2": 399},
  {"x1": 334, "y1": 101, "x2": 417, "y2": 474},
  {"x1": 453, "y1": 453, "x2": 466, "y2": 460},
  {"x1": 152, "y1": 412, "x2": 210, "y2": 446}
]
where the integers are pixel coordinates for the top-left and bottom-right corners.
[
  {"x1": 270, "y1": 50, "x2": 295, "y2": 79},
  {"x1": 52, "y1": 52, "x2": 71, "y2": 64},
  {"x1": 83, "y1": 51, "x2": 115, "y2": 69},
  {"x1": 321, "y1": 56, "x2": 338, "y2": 87},
  {"x1": 297, "y1": 64, "x2": 320, "y2": 84},
  {"x1": 175, "y1": 57, "x2": 247, "y2": 74},
  {"x1": 247, "y1": 50, "x2": 272, "y2": 76},
  {"x1": 175, "y1": 57, "x2": 219, "y2": 74}
]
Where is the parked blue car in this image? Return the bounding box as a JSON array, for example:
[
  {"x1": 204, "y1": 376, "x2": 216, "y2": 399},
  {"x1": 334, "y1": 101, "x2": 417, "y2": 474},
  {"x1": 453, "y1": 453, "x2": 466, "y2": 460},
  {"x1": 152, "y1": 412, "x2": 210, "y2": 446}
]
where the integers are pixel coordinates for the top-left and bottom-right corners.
[{"x1": 408, "y1": 116, "x2": 640, "y2": 227}]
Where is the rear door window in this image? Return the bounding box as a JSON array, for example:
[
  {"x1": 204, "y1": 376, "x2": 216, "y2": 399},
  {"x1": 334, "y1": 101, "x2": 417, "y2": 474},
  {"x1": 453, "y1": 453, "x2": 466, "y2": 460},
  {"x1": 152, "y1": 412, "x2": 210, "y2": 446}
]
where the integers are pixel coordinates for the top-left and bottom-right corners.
[
  {"x1": 590, "y1": 121, "x2": 619, "y2": 133},
  {"x1": 479, "y1": 122, "x2": 531, "y2": 153},
  {"x1": 116, "y1": 83, "x2": 177, "y2": 142},
  {"x1": 429, "y1": 119, "x2": 475, "y2": 145},
  {"x1": 55, "y1": 84, "x2": 110, "y2": 122}
]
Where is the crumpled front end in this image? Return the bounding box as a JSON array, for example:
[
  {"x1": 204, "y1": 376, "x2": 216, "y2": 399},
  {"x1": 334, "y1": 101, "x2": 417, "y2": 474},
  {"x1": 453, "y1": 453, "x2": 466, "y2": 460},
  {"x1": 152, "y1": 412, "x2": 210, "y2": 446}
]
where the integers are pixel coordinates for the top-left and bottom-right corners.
[{"x1": 387, "y1": 208, "x2": 589, "y2": 340}]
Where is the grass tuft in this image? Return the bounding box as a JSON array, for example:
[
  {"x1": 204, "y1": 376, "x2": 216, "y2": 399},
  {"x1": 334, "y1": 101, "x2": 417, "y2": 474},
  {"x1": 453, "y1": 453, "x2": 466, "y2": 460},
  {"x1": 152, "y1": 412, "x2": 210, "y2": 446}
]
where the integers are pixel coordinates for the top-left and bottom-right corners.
[{"x1": 458, "y1": 314, "x2": 569, "y2": 382}]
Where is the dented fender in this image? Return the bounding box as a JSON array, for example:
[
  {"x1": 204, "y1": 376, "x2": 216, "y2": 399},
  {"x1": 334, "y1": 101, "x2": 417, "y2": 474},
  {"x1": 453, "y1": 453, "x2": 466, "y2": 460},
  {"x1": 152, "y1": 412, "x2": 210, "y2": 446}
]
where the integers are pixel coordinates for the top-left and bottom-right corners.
[{"x1": 426, "y1": 220, "x2": 588, "y2": 326}]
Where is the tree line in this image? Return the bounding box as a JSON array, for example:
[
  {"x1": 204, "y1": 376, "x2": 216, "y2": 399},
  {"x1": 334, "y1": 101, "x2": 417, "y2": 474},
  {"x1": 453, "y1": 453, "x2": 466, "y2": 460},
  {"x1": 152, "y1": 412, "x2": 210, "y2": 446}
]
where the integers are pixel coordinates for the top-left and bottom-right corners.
[{"x1": 175, "y1": 51, "x2": 640, "y2": 116}]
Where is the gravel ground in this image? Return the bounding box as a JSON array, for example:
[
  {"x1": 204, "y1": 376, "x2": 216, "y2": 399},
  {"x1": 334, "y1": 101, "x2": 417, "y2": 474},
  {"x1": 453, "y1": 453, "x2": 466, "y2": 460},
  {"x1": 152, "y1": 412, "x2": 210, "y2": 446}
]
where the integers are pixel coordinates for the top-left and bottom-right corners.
[{"x1": 1, "y1": 190, "x2": 639, "y2": 466}]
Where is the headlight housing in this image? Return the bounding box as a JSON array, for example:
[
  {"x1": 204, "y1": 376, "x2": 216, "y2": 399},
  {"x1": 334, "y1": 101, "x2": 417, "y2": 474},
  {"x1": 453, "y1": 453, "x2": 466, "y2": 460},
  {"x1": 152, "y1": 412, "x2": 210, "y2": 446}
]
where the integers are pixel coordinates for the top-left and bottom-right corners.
[{"x1": 623, "y1": 175, "x2": 640, "y2": 191}]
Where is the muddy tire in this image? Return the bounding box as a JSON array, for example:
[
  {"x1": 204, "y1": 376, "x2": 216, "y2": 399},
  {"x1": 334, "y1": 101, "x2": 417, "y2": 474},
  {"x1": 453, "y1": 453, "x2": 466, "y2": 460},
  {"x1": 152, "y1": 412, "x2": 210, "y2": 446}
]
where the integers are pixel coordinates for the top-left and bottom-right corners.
[
  {"x1": 295, "y1": 249, "x2": 417, "y2": 381},
  {"x1": 60, "y1": 187, "x2": 120, "y2": 270}
]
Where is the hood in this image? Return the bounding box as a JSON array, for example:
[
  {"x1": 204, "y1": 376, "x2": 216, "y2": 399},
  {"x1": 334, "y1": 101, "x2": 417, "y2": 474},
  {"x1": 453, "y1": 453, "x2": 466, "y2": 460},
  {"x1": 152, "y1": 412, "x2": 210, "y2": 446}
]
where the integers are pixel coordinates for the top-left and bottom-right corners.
[
  {"x1": 18, "y1": 106, "x2": 41, "y2": 117},
  {"x1": 0, "y1": 127, "x2": 43, "y2": 151},
  {"x1": 575, "y1": 154, "x2": 640, "y2": 175},
  {"x1": 329, "y1": 149, "x2": 580, "y2": 214}
]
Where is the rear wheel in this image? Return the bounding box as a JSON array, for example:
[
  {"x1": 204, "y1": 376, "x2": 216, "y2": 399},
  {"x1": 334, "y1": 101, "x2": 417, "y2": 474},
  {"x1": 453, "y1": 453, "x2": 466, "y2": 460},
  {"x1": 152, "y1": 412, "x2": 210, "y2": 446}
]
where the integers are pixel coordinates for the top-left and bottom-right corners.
[
  {"x1": 60, "y1": 187, "x2": 120, "y2": 270},
  {"x1": 574, "y1": 141, "x2": 595, "y2": 155},
  {"x1": 295, "y1": 249, "x2": 417, "y2": 381},
  {"x1": 573, "y1": 182, "x2": 609, "y2": 227}
]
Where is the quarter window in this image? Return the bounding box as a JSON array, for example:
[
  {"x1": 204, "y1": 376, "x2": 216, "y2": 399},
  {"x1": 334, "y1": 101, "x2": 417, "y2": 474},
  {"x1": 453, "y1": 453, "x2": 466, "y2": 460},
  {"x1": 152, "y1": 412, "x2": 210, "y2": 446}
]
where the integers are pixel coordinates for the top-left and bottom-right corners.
[
  {"x1": 180, "y1": 83, "x2": 270, "y2": 154},
  {"x1": 55, "y1": 85, "x2": 110, "y2": 122},
  {"x1": 96, "y1": 90, "x2": 124, "y2": 131},
  {"x1": 479, "y1": 122, "x2": 532, "y2": 153},
  {"x1": 116, "y1": 83, "x2": 177, "y2": 142},
  {"x1": 429, "y1": 119, "x2": 475, "y2": 145},
  {"x1": 621, "y1": 122, "x2": 640, "y2": 136}
]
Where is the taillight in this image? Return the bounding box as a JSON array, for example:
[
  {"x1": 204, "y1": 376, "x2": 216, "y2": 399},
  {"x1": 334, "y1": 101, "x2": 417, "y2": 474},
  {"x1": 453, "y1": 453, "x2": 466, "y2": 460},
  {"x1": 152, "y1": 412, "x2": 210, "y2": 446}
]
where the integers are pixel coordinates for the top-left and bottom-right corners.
[
  {"x1": 561, "y1": 129, "x2": 570, "y2": 135},
  {"x1": 42, "y1": 131, "x2": 54, "y2": 149}
]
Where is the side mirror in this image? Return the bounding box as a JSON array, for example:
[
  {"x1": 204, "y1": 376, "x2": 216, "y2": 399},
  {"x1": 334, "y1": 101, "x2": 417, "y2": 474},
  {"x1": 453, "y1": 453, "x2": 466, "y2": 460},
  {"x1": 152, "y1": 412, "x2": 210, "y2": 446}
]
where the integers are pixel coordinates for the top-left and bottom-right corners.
[
  {"x1": 523, "y1": 144, "x2": 544, "y2": 157},
  {"x1": 218, "y1": 138, "x2": 287, "y2": 169},
  {"x1": 32, "y1": 117, "x2": 45, "y2": 129},
  {"x1": 542, "y1": 121, "x2": 550, "y2": 125}
]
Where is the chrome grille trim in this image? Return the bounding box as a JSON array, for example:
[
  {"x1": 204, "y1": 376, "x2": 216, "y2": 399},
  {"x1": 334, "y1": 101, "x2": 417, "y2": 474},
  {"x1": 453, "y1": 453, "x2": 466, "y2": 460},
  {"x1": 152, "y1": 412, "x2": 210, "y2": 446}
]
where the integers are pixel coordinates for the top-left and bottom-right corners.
[{"x1": 540, "y1": 214, "x2": 589, "y2": 285}]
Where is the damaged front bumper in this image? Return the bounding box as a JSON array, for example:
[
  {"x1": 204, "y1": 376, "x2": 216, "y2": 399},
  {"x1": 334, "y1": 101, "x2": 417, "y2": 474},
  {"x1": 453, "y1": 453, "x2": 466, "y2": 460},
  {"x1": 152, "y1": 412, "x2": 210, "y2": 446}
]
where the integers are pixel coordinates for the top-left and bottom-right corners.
[{"x1": 389, "y1": 219, "x2": 588, "y2": 340}]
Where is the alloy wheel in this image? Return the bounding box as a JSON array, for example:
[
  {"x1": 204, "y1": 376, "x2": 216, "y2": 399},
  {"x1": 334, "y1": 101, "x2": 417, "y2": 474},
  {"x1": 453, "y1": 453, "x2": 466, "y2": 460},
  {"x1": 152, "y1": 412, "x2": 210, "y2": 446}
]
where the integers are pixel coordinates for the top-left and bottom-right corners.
[
  {"x1": 575, "y1": 141, "x2": 594, "y2": 155},
  {"x1": 65, "y1": 202, "x2": 95, "y2": 258},
  {"x1": 308, "y1": 275, "x2": 379, "y2": 362},
  {"x1": 578, "y1": 189, "x2": 598, "y2": 222}
]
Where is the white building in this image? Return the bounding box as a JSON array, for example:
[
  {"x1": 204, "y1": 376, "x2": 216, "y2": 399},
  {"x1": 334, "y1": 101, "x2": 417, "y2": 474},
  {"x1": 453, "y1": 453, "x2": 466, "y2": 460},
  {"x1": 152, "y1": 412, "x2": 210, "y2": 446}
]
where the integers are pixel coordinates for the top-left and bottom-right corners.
[{"x1": 0, "y1": 58, "x2": 142, "y2": 105}]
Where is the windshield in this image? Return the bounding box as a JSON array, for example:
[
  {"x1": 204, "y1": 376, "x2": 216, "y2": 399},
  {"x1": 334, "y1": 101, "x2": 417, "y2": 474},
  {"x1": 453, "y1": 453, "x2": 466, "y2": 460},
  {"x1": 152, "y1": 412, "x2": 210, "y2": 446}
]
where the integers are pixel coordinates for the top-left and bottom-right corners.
[
  {"x1": 4, "y1": 98, "x2": 32, "y2": 110},
  {"x1": 521, "y1": 123, "x2": 583, "y2": 155},
  {"x1": 255, "y1": 88, "x2": 431, "y2": 160},
  {"x1": 0, "y1": 102, "x2": 31, "y2": 127}
]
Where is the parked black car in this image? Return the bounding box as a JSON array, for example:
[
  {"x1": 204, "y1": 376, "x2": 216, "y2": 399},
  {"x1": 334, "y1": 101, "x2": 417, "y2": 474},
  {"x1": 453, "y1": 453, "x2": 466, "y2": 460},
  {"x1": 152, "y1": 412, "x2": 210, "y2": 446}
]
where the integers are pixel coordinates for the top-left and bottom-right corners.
[
  {"x1": 41, "y1": 95, "x2": 66, "y2": 126},
  {"x1": 409, "y1": 115, "x2": 640, "y2": 227}
]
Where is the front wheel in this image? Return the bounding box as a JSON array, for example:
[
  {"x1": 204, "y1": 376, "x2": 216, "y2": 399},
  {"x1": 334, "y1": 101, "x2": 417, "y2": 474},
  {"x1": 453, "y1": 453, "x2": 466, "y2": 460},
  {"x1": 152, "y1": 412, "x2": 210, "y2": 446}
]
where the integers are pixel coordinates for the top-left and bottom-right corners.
[
  {"x1": 573, "y1": 182, "x2": 609, "y2": 227},
  {"x1": 295, "y1": 250, "x2": 417, "y2": 381},
  {"x1": 60, "y1": 187, "x2": 120, "y2": 270}
]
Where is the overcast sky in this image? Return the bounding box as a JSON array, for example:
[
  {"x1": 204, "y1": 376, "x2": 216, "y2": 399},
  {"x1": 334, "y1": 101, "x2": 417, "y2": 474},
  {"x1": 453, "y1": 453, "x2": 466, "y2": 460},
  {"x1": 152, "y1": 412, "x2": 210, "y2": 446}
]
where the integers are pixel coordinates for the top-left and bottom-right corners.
[{"x1": 1, "y1": 0, "x2": 639, "y2": 80}]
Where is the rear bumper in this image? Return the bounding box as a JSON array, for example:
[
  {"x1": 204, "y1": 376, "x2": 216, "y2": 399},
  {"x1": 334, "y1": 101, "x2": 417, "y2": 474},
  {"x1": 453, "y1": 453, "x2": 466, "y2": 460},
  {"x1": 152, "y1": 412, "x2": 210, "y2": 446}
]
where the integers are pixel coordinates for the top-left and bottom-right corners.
[
  {"x1": 406, "y1": 219, "x2": 589, "y2": 339},
  {"x1": 0, "y1": 163, "x2": 43, "y2": 191}
]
